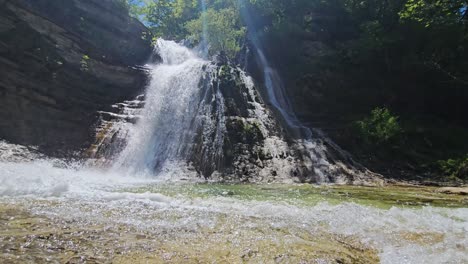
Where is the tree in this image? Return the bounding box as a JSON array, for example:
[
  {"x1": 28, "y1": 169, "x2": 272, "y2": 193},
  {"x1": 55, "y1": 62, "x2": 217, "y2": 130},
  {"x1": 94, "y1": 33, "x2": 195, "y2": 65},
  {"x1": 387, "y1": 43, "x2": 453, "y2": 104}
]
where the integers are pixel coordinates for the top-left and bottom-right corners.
[
  {"x1": 399, "y1": 0, "x2": 466, "y2": 27},
  {"x1": 136, "y1": 0, "x2": 200, "y2": 39},
  {"x1": 186, "y1": 8, "x2": 246, "y2": 58}
]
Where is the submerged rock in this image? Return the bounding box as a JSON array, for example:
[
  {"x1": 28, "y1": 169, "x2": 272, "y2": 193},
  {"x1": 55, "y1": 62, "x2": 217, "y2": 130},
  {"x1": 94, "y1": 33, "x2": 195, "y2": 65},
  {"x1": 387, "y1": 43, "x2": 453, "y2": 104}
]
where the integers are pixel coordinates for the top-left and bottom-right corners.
[{"x1": 0, "y1": 202, "x2": 380, "y2": 264}]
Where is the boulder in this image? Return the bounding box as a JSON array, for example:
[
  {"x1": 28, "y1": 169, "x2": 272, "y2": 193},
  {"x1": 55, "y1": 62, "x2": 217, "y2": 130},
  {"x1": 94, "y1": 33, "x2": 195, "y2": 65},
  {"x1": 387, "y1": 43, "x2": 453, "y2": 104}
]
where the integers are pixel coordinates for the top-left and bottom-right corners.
[{"x1": 435, "y1": 187, "x2": 468, "y2": 195}]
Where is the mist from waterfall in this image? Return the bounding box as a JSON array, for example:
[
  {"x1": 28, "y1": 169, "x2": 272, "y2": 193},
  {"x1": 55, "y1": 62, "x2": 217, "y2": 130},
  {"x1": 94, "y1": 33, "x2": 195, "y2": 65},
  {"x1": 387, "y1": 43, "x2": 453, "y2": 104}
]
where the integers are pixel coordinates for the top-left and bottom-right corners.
[
  {"x1": 200, "y1": 0, "x2": 209, "y2": 58},
  {"x1": 112, "y1": 40, "x2": 209, "y2": 175}
]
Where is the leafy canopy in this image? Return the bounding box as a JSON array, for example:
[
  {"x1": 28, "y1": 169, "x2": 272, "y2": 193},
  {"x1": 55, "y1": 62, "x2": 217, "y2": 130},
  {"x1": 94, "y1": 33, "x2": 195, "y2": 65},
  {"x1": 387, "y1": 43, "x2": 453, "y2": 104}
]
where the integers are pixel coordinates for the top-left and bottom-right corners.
[
  {"x1": 400, "y1": 0, "x2": 466, "y2": 27},
  {"x1": 125, "y1": 0, "x2": 246, "y2": 57},
  {"x1": 186, "y1": 7, "x2": 245, "y2": 58}
]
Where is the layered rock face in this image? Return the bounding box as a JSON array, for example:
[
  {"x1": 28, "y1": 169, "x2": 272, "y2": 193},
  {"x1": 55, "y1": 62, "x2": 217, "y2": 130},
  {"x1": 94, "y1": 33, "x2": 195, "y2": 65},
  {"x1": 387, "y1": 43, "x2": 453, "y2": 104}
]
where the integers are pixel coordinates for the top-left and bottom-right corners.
[
  {"x1": 187, "y1": 64, "x2": 299, "y2": 182},
  {"x1": 190, "y1": 64, "x2": 383, "y2": 184},
  {"x1": 0, "y1": 0, "x2": 152, "y2": 154}
]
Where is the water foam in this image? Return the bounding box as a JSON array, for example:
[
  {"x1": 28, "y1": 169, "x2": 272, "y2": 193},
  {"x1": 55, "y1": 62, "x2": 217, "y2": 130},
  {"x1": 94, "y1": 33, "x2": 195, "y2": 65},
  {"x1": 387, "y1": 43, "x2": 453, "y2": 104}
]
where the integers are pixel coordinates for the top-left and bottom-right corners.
[
  {"x1": 0, "y1": 158, "x2": 466, "y2": 263},
  {"x1": 0, "y1": 160, "x2": 154, "y2": 198}
]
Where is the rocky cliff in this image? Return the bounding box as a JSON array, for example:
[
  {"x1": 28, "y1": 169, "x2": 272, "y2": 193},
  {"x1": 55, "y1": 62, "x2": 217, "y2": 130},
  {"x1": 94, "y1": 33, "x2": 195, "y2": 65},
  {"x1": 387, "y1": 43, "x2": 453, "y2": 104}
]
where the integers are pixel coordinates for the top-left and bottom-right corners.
[
  {"x1": 0, "y1": 0, "x2": 153, "y2": 155},
  {"x1": 87, "y1": 57, "x2": 383, "y2": 185},
  {"x1": 189, "y1": 63, "x2": 382, "y2": 184}
]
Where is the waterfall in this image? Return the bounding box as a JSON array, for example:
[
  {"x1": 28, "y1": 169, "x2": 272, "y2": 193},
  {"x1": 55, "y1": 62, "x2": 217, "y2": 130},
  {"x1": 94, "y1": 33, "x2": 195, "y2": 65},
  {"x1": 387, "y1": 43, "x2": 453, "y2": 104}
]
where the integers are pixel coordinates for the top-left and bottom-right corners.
[
  {"x1": 257, "y1": 45, "x2": 373, "y2": 182},
  {"x1": 256, "y1": 49, "x2": 308, "y2": 135},
  {"x1": 112, "y1": 40, "x2": 209, "y2": 175},
  {"x1": 237, "y1": 2, "x2": 307, "y2": 135},
  {"x1": 236, "y1": 1, "x2": 379, "y2": 183},
  {"x1": 89, "y1": 37, "x2": 380, "y2": 184}
]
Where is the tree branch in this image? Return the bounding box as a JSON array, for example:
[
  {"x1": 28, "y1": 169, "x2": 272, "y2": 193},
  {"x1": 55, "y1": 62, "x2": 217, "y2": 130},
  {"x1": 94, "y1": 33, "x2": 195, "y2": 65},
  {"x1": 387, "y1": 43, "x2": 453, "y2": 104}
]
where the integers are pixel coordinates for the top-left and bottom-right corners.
[{"x1": 426, "y1": 60, "x2": 468, "y2": 86}]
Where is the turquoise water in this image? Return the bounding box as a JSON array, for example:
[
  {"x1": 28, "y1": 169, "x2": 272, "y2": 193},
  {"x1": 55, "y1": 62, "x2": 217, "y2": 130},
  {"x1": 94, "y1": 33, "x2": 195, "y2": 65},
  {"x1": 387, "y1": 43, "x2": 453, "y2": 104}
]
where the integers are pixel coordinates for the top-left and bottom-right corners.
[{"x1": 123, "y1": 183, "x2": 468, "y2": 209}]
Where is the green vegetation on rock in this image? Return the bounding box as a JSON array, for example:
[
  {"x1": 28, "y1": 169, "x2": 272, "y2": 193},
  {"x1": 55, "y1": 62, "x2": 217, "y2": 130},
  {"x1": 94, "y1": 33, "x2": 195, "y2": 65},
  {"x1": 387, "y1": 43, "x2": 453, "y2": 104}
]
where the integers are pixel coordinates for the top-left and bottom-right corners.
[
  {"x1": 438, "y1": 155, "x2": 468, "y2": 181},
  {"x1": 80, "y1": 54, "x2": 90, "y2": 72},
  {"x1": 355, "y1": 107, "x2": 402, "y2": 145}
]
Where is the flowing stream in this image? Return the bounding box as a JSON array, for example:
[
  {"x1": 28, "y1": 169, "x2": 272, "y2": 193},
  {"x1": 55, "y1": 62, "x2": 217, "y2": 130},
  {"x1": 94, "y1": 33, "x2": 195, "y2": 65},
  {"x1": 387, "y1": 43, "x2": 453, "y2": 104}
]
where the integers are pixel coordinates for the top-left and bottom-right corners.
[
  {"x1": 0, "y1": 158, "x2": 467, "y2": 263},
  {"x1": 0, "y1": 40, "x2": 467, "y2": 263}
]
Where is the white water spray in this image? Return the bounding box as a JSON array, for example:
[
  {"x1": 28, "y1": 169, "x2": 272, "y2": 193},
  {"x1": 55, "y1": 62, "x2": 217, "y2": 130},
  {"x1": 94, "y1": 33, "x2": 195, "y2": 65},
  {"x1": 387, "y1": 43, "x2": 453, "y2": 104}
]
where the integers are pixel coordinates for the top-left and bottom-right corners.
[{"x1": 112, "y1": 40, "x2": 209, "y2": 175}]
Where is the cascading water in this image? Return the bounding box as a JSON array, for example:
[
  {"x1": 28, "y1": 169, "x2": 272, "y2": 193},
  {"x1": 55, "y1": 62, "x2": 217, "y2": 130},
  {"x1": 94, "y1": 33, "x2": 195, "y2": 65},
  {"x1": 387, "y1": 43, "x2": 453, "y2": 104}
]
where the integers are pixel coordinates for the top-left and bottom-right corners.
[
  {"x1": 236, "y1": 0, "x2": 301, "y2": 132},
  {"x1": 256, "y1": 50, "x2": 301, "y2": 131},
  {"x1": 85, "y1": 36, "x2": 377, "y2": 184},
  {"x1": 237, "y1": 1, "x2": 378, "y2": 183},
  {"x1": 112, "y1": 40, "x2": 209, "y2": 175}
]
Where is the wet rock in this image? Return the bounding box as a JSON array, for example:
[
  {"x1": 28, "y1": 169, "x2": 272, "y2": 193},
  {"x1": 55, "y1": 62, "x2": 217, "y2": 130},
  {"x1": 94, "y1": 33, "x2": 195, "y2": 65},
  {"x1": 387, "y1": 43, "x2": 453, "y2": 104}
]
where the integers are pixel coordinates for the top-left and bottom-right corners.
[
  {"x1": 181, "y1": 63, "x2": 384, "y2": 184},
  {"x1": 0, "y1": 140, "x2": 44, "y2": 162},
  {"x1": 435, "y1": 187, "x2": 468, "y2": 195}
]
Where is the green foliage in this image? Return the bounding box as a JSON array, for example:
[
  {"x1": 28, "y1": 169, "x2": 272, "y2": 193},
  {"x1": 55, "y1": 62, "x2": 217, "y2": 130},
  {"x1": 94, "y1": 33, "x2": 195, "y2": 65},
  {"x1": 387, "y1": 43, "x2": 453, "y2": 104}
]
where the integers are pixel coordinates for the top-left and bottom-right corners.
[
  {"x1": 80, "y1": 55, "x2": 90, "y2": 72},
  {"x1": 139, "y1": 0, "x2": 200, "y2": 39},
  {"x1": 397, "y1": 1, "x2": 468, "y2": 82},
  {"x1": 122, "y1": 0, "x2": 245, "y2": 57},
  {"x1": 399, "y1": 0, "x2": 465, "y2": 27},
  {"x1": 437, "y1": 155, "x2": 468, "y2": 181},
  {"x1": 186, "y1": 8, "x2": 245, "y2": 58},
  {"x1": 356, "y1": 108, "x2": 402, "y2": 145}
]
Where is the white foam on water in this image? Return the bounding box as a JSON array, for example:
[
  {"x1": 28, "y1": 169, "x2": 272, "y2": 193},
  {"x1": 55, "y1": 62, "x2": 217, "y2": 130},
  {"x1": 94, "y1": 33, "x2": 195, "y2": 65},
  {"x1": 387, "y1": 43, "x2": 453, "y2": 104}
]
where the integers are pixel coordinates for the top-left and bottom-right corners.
[
  {"x1": 0, "y1": 159, "x2": 467, "y2": 263},
  {"x1": 0, "y1": 160, "x2": 156, "y2": 198}
]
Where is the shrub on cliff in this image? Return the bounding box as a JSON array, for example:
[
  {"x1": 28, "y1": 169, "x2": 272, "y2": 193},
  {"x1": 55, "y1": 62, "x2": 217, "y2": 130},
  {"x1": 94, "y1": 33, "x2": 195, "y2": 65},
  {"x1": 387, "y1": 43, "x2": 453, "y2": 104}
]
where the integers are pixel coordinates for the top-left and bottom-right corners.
[
  {"x1": 355, "y1": 107, "x2": 402, "y2": 145},
  {"x1": 437, "y1": 155, "x2": 468, "y2": 181}
]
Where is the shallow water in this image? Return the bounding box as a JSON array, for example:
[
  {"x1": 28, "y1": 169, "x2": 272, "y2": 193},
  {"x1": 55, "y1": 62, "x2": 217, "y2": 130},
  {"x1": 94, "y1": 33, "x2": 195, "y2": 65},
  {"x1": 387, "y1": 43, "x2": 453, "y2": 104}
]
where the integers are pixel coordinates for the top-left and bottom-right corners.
[{"x1": 0, "y1": 160, "x2": 467, "y2": 263}]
